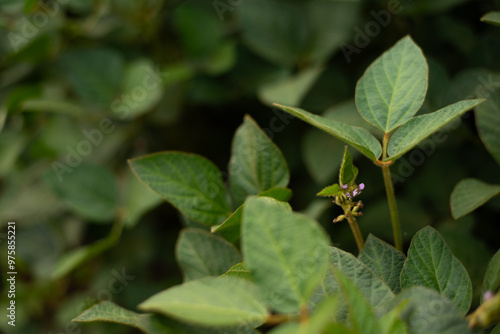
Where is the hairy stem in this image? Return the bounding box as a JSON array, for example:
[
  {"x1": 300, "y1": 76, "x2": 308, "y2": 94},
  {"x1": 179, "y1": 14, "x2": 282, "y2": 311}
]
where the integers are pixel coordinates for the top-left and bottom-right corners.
[
  {"x1": 347, "y1": 215, "x2": 364, "y2": 253},
  {"x1": 382, "y1": 165, "x2": 402, "y2": 251}
]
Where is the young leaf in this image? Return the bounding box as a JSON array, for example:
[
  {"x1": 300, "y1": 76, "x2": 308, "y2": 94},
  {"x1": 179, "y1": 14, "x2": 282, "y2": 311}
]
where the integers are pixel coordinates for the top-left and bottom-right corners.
[
  {"x1": 450, "y1": 178, "x2": 500, "y2": 219},
  {"x1": 129, "y1": 152, "x2": 231, "y2": 225},
  {"x1": 400, "y1": 226, "x2": 472, "y2": 314},
  {"x1": 387, "y1": 99, "x2": 484, "y2": 161},
  {"x1": 476, "y1": 90, "x2": 500, "y2": 166},
  {"x1": 378, "y1": 286, "x2": 472, "y2": 334},
  {"x1": 211, "y1": 187, "x2": 292, "y2": 242},
  {"x1": 481, "y1": 11, "x2": 500, "y2": 27},
  {"x1": 483, "y1": 249, "x2": 500, "y2": 297},
  {"x1": 273, "y1": 103, "x2": 382, "y2": 161},
  {"x1": 44, "y1": 163, "x2": 118, "y2": 223},
  {"x1": 229, "y1": 115, "x2": 290, "y2": 206},
  {"x1": 176, "y1": 228, "x2": 241, "y2": 281},
  {"x1": 317, "y1": 184, "x2": 342, "y2": 197},
  {"x1": 355, "y1": 36, "x2": 427, "y2": 133},
  {"x1": 73, "y1": 301, "x2": 167, "y2": 334},
  {"x1": 339, "y1": 146, "x2": 358, "y2": 186},
  {"x1": 242, "y1": 197, "x2": 330, "y2": 313},
  {"x1": 358, "y1": 235, "x2": 406, "y2": 293},
  {"x1": 221, "y1": 263, "x2": 252, "y2": 281},
  {"x1": 138, "y1": 276, "x2": 268, "y2": 327}
]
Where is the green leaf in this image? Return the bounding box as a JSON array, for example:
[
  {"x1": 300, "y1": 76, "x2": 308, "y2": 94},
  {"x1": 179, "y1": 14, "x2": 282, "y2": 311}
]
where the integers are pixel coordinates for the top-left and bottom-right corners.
[
  {"x1": 355, "y1": 36, "x2": 428, "y2": 133},
  {"x1": 273, "y1": 104, "x2": 382, "y2": 161},
  {"x1": 476, "y1": 90, "x2": 500, "y2": 166},
  {"x1": 221, "y1": 263, "x2": 252, "y2": 281},
  {"x1": 57, "y1": 48, "x2": 124, "y2": 106},
  {"x1": 334, "y1": 269, "x2": 380, "y2": 334},
  {"x1": 45, "y1": 163, "x2": 118, "y2": 223},
  {"x1": 481, "y1": 11, "x2": 500, "y2": 27},
  {"x1": 211, "y1": 187, "x2": 292, "y2": 242},
  {"x1": 237, "y1": 0, "x2": 360, "y2": 66},
  {"x1": 339, "y1": 146, "x2": 358, "y2": 186},
  {"x1": 176, "y1": 228, "x2": 241, "y2": 281},
  {"x1": 358, "y1": 235, "x2": 406, "y2": 293},
  {"x1": 73, "y1": 301, "x2": 167, "y2": 334},
  {"x1": 20, "y1": 98, "x2": 86, "y2": 117},
  {"x1": 379, "y1": 286, "x2": 471, "y2": 334},
  {"x1": 328, "y1": 247, "x2": 394, "y2": 309},
  {"x1": 229, "y1": 115, "x2": 290, "y2": 206},
  {"x1": 387, "y1": 99, "x2": 484, "y2": 161},
  {"x1": 258, "y1": 67, "x2": 323, "y2": 107},
  {"x1": 138, "y1": 276, "x2": 268, "y2": 327},
  {"x1": 483, "y1": 249, "x2": 500, "y2": 297},
  {"x1": 122, "y1": 170, "x2": 163, "y2": 228},
  {"x1": 400, "y1": 226, "x2": 472, "y2": 314},
  {"x1": 119, "y1": 59, "x2": 164, "y2": 119},
  {"x1": 52, "y1": 238, "x2": 113, "y2": 279},
  {"x1": 492, "y1": 324, "x2": 500, "y2": 334},
  {"x1": 129, "y1": 152, "x2": 231, "y2": 225},
  {"x1": 450, "y1": 178, "x2": 500, "y2": 219},
  {"x1": 317, "y1": 184, "x2": 342, "y2": 198},
  {"x1": 242, "y1": 196, "x2": 330, "y2": 313}
]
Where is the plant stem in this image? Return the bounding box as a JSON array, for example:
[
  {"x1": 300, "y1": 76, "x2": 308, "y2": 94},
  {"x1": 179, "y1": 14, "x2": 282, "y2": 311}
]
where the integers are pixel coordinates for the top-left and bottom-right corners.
[
  {"x1": 346, "y1": 215, "x2": 364, "y2": 253},
  {"x1": 382, "y1": 165, "x2": 402, "y2": 252}
]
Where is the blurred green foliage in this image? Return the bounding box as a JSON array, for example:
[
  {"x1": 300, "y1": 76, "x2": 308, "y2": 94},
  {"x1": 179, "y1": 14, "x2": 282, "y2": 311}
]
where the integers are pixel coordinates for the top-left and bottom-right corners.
[{"x1": 0, "y1": 0, "x2": 500, "y2": 332}]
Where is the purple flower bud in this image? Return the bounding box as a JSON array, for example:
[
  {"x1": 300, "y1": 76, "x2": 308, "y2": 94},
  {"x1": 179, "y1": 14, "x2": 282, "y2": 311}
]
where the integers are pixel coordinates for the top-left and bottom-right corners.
[
  {"x1": 342, "y1": 184, "x2": 348, "y2": 189},
  {"x1": 484, "y1": 290, "x2": 494, "y2": 301},
  {"x1": 359, "y1": 183, "x2": 365, "y2": 190},
  {"x1": 353, "y1": 189, "x2": 359, "y2": 197},
  {"x1": 346, "y1": 192, "x2": 351, "y2": 199}
]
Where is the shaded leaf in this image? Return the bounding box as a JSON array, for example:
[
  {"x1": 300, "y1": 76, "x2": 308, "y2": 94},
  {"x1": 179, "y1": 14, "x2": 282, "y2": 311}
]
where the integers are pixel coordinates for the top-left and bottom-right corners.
[
  {"x1": 129, "y1": 152, "x2": 231, "y2": 225},
  {"x1": 450, "y1": 178, "x2": 500, "y2": 219},
  {"x1": 273, "y1": 103, "x2": 382, "y2": 161},
  {"x1": 476, "y1": 90, "x2": 500, "y2": 166},
  {"x1": 483, "y1": 249, "x2": 500, "y2": 297},
  {"x1": 400, "y1": 226, "x2": 472, "y2": 314},
  {"x1": 119, "y1": 59, "x2": 163, "y2": 119},
  {"x1": 355, "y1": 36, "x2": 427, "y2": 133},
  {"x1": 358, "y1": 235, "x2": 406, "y2": 293},
  {"x1": 229, "y1": 115, "x2": 289, "y2": 206},
  {"x1": 481, "y1": 11, "x2": 500, "y2": 27},
  {"x1": 387, "y1": 99, "x2": 484, "y2": 161},
  {"x1": 176, "y1": 228, "x2": 241, "y2": 281},
  {"x1": 52, "y1": 238, "x2": 113, "y2": 279},
  {"x1": 139, "y1": 276, "x2": 268, "y2": 327},
  {"x1": 378, "y1": 286, "x2": 471, "y2": 334},
  {"x1": 242, "y1": 197, "x2": 330, "y2": 313},
  {"x1": 45, "y1": 163, "x2": 118, "y2": 223},
  {"x1": 258, "y1": 67, "x2": 323, "y2": 107}
]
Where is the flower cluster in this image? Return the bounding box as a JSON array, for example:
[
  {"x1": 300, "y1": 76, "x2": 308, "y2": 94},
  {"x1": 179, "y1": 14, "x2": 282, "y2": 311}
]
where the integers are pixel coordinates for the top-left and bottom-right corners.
[{"x1": 333, "y1": 183, "x2": 365, "y2": 223}]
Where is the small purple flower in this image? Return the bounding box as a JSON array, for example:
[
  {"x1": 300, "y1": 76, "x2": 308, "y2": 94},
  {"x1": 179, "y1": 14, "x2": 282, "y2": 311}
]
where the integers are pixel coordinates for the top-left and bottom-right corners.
[
  {"x1": 359, "y1": 183, "x2": 365, "y2": 190},
  {"x1": 346, "y1": 192, "x2": 351, "y2": 199},
  {"x1": 352, "y1": 189, "x2": 359, "y2": 197},
  {"x1": 484, "y1": 290, "x2": 494, "y2": 301},
  {"x1": 342, "y1": 184, "x2": 348, "y2": 189}
]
